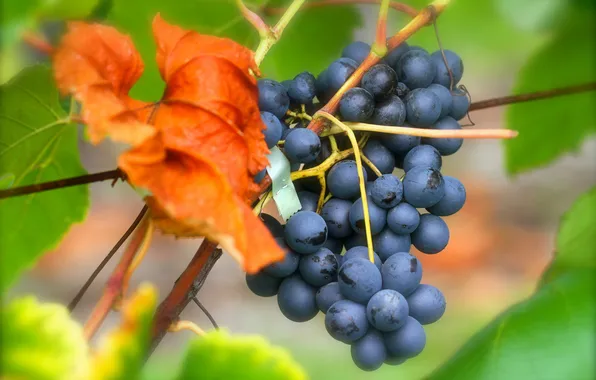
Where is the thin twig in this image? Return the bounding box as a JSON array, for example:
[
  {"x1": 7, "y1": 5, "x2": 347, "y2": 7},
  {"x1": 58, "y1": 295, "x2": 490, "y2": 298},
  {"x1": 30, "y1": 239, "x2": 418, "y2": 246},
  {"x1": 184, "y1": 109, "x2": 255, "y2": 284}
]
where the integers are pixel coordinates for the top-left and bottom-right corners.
[
  {"x1": 67, "y1": 206, "x2": 149, "y2": 312},
  {"x1": 22, "y1": 31, "x2": 54, "y2": 54},
  {"x1": 168, "y1": 320, "x2": 206, "y2": 336},
  {"x1": 0, "y1": 169, "x2": 125, "y2": 200},
  {"x1": 192, "y1": 297, "x2": 219, "y2": 329},
  {"x1": 264, "y1": 0, "x2": 419, "y2": 18}
]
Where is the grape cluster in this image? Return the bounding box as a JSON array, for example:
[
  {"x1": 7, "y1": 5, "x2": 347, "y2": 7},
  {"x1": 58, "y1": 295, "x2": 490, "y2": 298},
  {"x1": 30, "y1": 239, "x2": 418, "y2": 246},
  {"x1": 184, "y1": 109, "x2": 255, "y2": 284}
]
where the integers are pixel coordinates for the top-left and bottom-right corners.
[{"x1": 247, "y1": 40, "x2": 468, "y2": 371}]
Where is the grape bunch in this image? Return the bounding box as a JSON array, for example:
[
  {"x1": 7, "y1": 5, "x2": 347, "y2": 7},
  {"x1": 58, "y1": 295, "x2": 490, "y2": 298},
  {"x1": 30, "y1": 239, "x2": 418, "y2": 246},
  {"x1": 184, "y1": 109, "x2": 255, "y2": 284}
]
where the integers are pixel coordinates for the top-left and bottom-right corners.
[{"x1": 247, "y1": 39, "x2": 468, "y2": 371}]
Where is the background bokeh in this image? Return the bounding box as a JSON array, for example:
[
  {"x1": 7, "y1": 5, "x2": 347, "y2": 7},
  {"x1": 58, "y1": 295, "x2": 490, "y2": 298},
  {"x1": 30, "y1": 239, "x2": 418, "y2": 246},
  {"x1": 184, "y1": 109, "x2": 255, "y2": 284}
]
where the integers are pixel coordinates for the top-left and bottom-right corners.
[{"x1": 7, "y1": 1, "x2": 596, "y2": 379}]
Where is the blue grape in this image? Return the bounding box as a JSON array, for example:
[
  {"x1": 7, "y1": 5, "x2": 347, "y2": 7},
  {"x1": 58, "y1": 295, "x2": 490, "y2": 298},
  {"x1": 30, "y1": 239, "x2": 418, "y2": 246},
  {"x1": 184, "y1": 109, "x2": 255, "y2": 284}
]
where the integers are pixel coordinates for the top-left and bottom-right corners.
[
  {"x1": 351, "y1": 329, "x2": 387, "y2": 371},
  {"x1": 316, "y1": 282, "x2": 345, "y2": 313},
  {"x1": 259, "y1": 213, "x2": 284, "y2": 238},
  {"x1": 395, "y1": 49, "x2": 436, "y2": 89},
  {"x1": 327, "y1": 160, "x2": 368, "y2": 200},
  {"x1": 362, "y1": 64, "x2": 397, "y2": 100},
  {"x1": 381, "y1": 252, "x2": 422, "y2": 296},
  {"x1": 281, "y1": 79, "x2": 292, "y2": 92},
  {"x1": 285, "y1": 211, "x2": 328, "y2": 254},
  {"x1": 342, "y1": 41, "x2": 371, "y2": 65},
  {"x1": 384, "y1": 355, "x2": 407, "y2": 366},
  {"x1": 254, "y1": 169, "x2": 266, "y2": 184},
  {"x1": 366, "y1": 289, "x2": 409, "y2": 332},
  {"x1": 395, "y1": 82, "x2": 410, "y2": 98},
  {"x1": 371, "y1": 95, "x2": 406, "y2": 126},
  {"x1": 411, "y1": 214, "x2": 449, "y2": 254},
  {"x1": 370, "y1": 174, "x2": 403, "y2": 209},
  {"x1": 297, "y1": 190, "x2": 319, "y2": 213},
  {"x1": 258, "y1": 79, "x2": 290, "y2": 118},
  {"x1": 387, "y1": 203, "x2": 420, "y2": 234},
  {"x1": 299, "y1": 248, "x2": 339, "y2": 287},
  {"x1": 338, "y1": 258, "x2": 382, "y2": 304},
  {"x1": 403, "y1": 166, "x2": 445, "y2": 208},
  {"x1": 343, "y1": 234, "x2": 367, "y2": 251},
  {"x1": 263, "y1": 238, "x2": 300, "y2": 278},
  {"x1": 339, "y1": 87, "x2": 375, "y2": 122},
  {"x1": 450, "y1": 88, "x2": 470, "y2": 120},
  {"x1": 406, "y1": 284, "x2": 446, "y2": 325},
  {"x1": 362, "y1": 139, "x2": 395, "y2": 175},
  {"x1": 325, "y1": 299, "x2": 369, "y2": 343},
  {"x1": 260, "y1": 111, "x2": 283, "y2": 148},
  {"x1": 315, "y1": 69, "x2": 330, "y2": 102},
  {"x1": 321, "y1": 198, "x2": 354, "y2": 239},
  {"x1": 372, "y1": 228, "x2": 411, "y2": 262},
  {"x1": 426, "y1": 176, "x2": 466, "y2": 216},
  {"x1": 404, "y1": 88, "x2": 441, "y2": 127},
  {"x1": 342, "y1": 246, "x2": 382, "y2": 271},
  {"x1": 277, "y1": 274, "x2": 319, "y2": 322},
  {"x1": 284, "y1": 128, "x2": 321, "y2": 164},
  {"x1": 323, "y1": 237, "x2": 343, "y2": 255},
  {"x1": 384, "y1": 41, "x2": 410, "y2": 68},
  {"x1": 422, "y1": 116, "x2": 463, "y2": 156},
  {"x1": 402, "y1": 144, "x2": 442, "y2": 172},
  {"x1": 427, "y1": 83, "x2": 453, "y2": 119},
  {"x1": 381, "y1": 133, "x2": 420, "y2": 156},
  {"x1": 328, "y1": 57, "x2": 358, "y2": 93},
  {"x1": 383, "y1": 316, "x2": 426, "y2": 358},
  {"x1": 431, "y1": 50, "x2": 464, "y2": 88},
  {"x1": 288, "y1": 71, "x2": 317, "y2": 104},
  {"x1": 246, "y1": 271, "x2": 282, "y2": 297},
  {"x1": 349, "y1": 198, "x2": 387, "y2": 235}
]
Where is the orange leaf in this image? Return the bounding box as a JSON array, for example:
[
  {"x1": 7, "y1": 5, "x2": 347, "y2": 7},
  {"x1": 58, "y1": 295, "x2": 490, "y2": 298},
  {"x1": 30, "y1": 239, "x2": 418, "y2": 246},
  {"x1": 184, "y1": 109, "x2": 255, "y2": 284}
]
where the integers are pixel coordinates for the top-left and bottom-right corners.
[{"x1": 52, "y1": 15, "x2": 284, "y2": 273}]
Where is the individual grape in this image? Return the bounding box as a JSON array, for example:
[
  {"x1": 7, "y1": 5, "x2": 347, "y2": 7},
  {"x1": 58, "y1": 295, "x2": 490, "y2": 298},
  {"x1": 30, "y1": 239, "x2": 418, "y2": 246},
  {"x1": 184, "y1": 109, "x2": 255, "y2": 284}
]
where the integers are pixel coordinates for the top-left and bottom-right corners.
[
  {"x1": 297, "y1": 190, "x2": 319, "y2": 213},
  {"x1": 339, "y1": 87, "x2": 375, "y2": 122},
  {"x1": 372, "y1": 228, "x2": 411, "y2": 262},
  {"x1": 370, "y1": 95, "x2": 406, "y2": 126},
  {"x1": 370, "y1": 174, "x2": 403, "y2": 209},
  {"x1": 246, "y1": 271, "x2": 282, "y2": 297},
  {"x1": 281, "y1": 79, "x2": 292, "y2": 92},
  {"x1": 284, "y1": 128, "x2": 321, "y2": 164},
  {"x1": 258, "y1": 79, "x2": 290, "y2": 118},
  {"x1": 384, "y1": 355, "x2": 407, "y2": 366},
  {"x1": 427, "y1": 83, "x2": 453, "y2": 119},
  {"x1": 395, "y1": 82, "x2": 410, "y2": 98},
  {"x1": 349, "y1": 198, "x2": 387, "y2": 235},
  {"x1": 366, "y1": 289, "x2": 409, "y2": 332},
  {"x1": 343, "y1": 234, "x2": 367, "y2": 251},
  {"x1": 402, "y1": 166, "x2": 445, "y2": 208},
  {"x1": 421, "y1": 116, "x2": 463, "y2": 156},
  {"x1": 254, "y1": 169, "x2": 266, "y2": 184},
  {"x1": 387, "y1": 203, "x2": 420, "y2": 235},
  {"x1": 299, "y1": 248, "x2": 339, "y2": 287},
  {"x1": 321, "y1": 198, "x2": 353, "y2": 239},
  {"x1": 402, "y1": 144, "x2": 442, "y2": 172},
  {"x1": 316, "y1": 282, "x2": 345, "y2": 313},
  {"x1": 342, "y1": 246, "x2": 382, "y2": 271},
  {"x1": 338, "y1": 258, "x2": 382, "y2": 304},
  {"x1": 323, "y1": 237, "x2": 343, "y2": 255},
  {"x1": 314, "y1": 138, "x2": 333, "y2": 165},
  {"x1": 406, "y1": 284, "x2": 446, "y2": 325},
  {"x1": 404, "y1": 88, "x2": 441, "y2": 127},
  {"x1": 431, "y1": 49, "x2": 464, "y2": 88},
  {"x1": 362, "y1": 64, "x2": 397, "y2": 100},
  {"x1": 342, "y1": 41, "x2": 371, "y2": 65},
  {"x1": 315, "y1": 70, "x2": 330, "y2": 102},
  {"x1": 383, "y1": 41, "x2": 410, "y2": 68},
  {"x1": 288, "y1": 71, "x2": 317, "y2": 104},
  {"x1": 395, "y1": 49, "x2": 436, "y2": 89},
  {"x1": 328, "y1": 57, "x2": 358, "y2": 93},
  {"x1": 381, "y1": 252, "x2": 422, "y2": 296},
  {"x1": 284, "y1": 211, "x2": 328, "y2": 254},
  {"x1": 277, "y1": 274, "x2": 319, "y2": 322},
  {"x1": 362, "y1": 139, "x2": 395, "y2": 175},
  {"x1": 281, "y1": 124, "x2": 292, "y2": 140},
  {"x1": 263, "y1": 238, "x2": 300, "y2": 278},
  {"x1": 411, "y1": 214, "x2": 450, "y2": 254},
  {"x1": 383, "y1": 316, "x2": 426, "y2": 358},
  {"x1": 351, "y1": 329, "x2": 387, "y2": 371},
  {"x1": 450, "y1": 87, "x2": 470, "y2": 120},
  {"x1": 381, "y1": 133, "x2": 420, "y2": 156},
  {"x1": 325, "y1": 299, "x2": 369, "y2": 343},
  {"x1": 327, "y1": 160, "x2": 368, "y2": 200},
  {"x1": 259, "y1": 213, "x2": 284, "y2": 238},
  {"x1": 260, "y1": 111, "x2": 283, "y2": 148}
]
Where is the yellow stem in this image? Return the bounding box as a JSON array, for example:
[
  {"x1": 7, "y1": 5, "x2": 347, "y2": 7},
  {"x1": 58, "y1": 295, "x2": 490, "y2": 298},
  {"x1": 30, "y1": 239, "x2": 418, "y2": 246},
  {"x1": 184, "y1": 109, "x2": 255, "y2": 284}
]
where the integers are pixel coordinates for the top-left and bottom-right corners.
[
  {"x1": 360, "y1": 153, "x2": 382, "y2": 177},
  {"x1": 168, "y1": 320, "x2": 206, "y2": 336},
  {"x1": 253, "y1": 191, "x2": 273, "y2": 215}
]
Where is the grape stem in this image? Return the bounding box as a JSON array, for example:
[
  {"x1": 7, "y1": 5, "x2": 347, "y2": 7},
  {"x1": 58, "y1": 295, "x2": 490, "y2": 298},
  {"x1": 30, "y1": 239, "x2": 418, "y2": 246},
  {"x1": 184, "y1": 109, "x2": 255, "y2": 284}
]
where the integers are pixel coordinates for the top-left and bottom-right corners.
[
  {"x1": 168, "y1": 320, "x2": 206, "y2": 336},
  {"x1": 373, "y1": 0, "x2": 391, "y2": 56},
  {"x1": 263, "y1": 0, "x2": 419, "y2": 18}
]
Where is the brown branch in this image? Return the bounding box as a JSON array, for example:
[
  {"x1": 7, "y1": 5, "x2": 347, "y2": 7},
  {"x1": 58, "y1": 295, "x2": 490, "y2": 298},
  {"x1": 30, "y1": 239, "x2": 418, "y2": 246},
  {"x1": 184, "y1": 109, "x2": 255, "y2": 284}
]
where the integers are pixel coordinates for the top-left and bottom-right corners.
[
  {"x1": 0, "y1": 169, "x2": 125, "y2": 200},
  {"x1": 469, "y1": 82, "x2": 596, "y2": 111},
  {"x1": 22, "y1": 31, "x2": 54, "y2": 55},
  {"x1": 264, "y1": 0, "x2": 419, "y2": 18},
  {"x1": 83, "y1": 211, "x2": 150, "y2": 340},
  {"x1": 67, "y1": 206, "x2": 149, "y2": 312}
]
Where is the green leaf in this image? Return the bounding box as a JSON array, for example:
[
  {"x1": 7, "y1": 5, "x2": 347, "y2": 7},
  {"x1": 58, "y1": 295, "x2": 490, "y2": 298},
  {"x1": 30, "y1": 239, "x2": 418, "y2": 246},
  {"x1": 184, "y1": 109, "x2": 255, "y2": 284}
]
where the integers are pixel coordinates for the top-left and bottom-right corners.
[
  {"x1": 37, "y1": 0, "x2": 101, "y2": 19},
  {"x1": 0, "y1": 65, "x2": 89, "y2": 292},
  {"x1": 176, "y1": 329, "x2": 308, "y2": 380},
  {"x1": 0, "y1": 173, "x2": 15, "y2": 189},
  {"x1": 1, "y1": 296, "x2": 89, "y2": 379},
  {"x1": 504, "y1": 17, "x2": 596, "y2": 174},
  {"x1": 428, "y1": 188, "x2": 596, "y2": 380}
]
